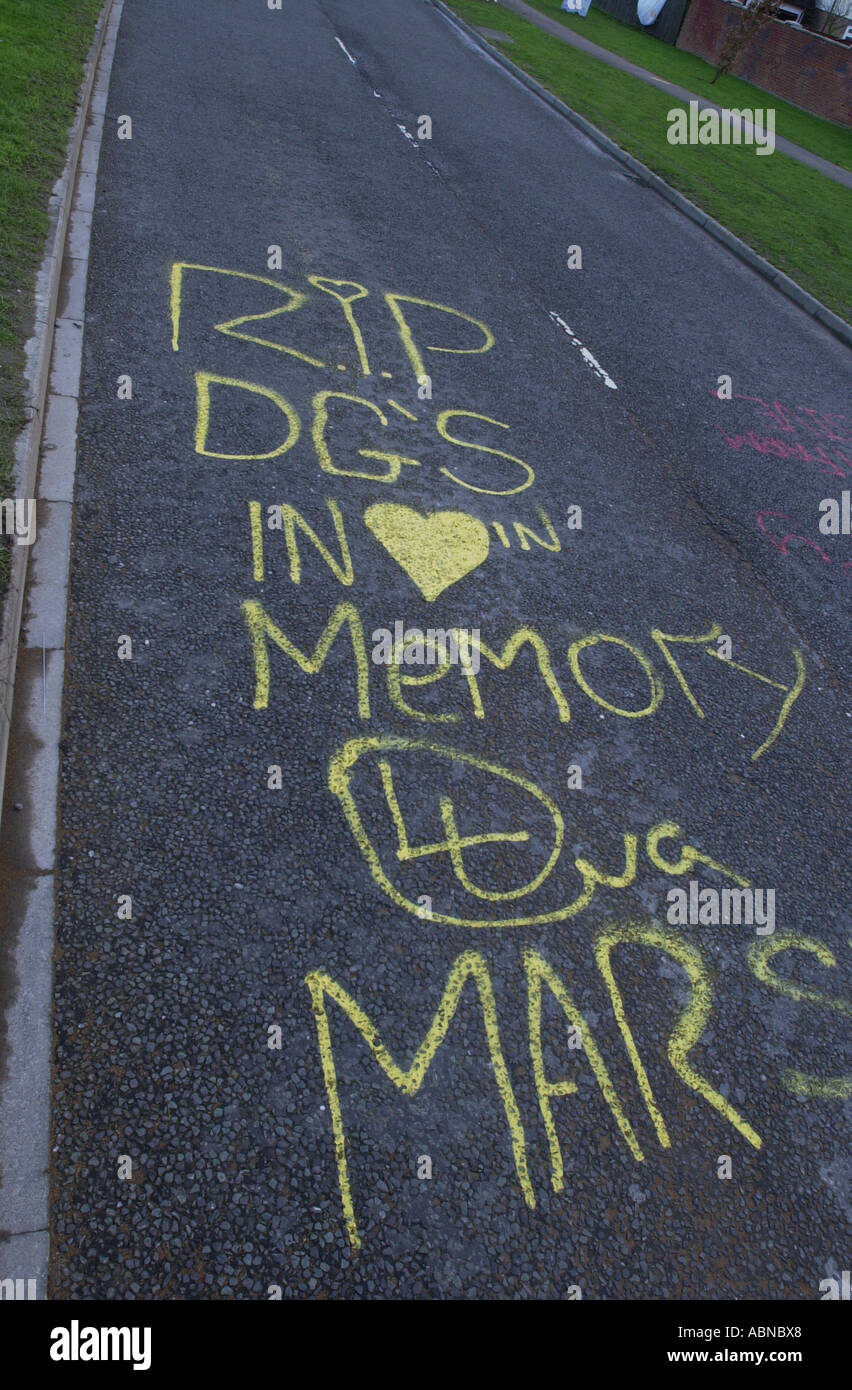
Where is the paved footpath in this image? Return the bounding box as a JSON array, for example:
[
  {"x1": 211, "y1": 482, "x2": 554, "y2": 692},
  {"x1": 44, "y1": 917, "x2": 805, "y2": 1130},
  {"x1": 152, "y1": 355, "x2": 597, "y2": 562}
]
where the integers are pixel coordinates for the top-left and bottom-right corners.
[
  {"x1": 9, "y1": 0, "x2": 852, "y2": 1298},
  {"x1": 495, "y1": 0, "x2": 852, "y2": 188}
]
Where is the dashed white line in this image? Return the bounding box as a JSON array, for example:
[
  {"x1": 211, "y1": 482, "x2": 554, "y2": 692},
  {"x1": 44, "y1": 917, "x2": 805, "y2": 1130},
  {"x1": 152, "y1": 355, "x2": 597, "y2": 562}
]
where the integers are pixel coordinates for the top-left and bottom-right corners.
[
  {"x1": 549, "y1": 311, "x2": 617, "y2": 390},
  {"x1": 335, "y1": 36, "x2": 357, "y2": 65},
  {"x1": 396, "y1": 123, "x2": 420, "y2": 150}
]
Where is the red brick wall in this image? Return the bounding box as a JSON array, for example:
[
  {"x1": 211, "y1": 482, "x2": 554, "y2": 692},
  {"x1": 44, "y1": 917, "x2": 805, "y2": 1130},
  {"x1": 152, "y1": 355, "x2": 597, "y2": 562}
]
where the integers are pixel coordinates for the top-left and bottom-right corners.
[{"x1": 677, "y1": 0, "x2": 852, "y2": 126}]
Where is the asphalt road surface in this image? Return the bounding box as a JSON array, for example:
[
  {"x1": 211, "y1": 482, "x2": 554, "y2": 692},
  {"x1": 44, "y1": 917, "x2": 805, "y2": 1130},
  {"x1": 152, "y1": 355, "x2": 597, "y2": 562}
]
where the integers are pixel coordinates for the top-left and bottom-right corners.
[{"x1": 42, "y1": 0, "x2": 852, "y2": 1297}]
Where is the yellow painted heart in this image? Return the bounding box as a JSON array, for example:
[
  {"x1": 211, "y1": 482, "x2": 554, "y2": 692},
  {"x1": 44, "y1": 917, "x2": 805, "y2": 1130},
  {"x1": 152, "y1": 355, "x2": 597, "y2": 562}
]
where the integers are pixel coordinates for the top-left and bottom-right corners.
[{"x1": 364, "y1": 503, "x2": 490, "y2": 602}]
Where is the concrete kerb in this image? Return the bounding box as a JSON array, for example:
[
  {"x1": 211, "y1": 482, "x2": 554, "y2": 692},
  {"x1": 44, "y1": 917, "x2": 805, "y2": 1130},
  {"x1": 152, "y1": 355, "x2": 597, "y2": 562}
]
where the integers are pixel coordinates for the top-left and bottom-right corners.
[
  {"x1": 428, "y1": 0, "x2": 852, "y2": 350},
  {"x1": 0, "y1": 0, "x2": 121, "y2": 1301},
  {"x1": 0, "y1": 0, "x2": 116, "y2": 846}
]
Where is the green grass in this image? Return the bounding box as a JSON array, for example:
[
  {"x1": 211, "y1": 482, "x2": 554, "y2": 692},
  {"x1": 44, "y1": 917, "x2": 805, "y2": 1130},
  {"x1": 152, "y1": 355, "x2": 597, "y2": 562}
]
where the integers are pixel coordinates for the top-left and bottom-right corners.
[
  {"x1": 0, "y1": 0, "x2": 103, "y2": 582},
  {"x1": 447, "y1": 0, "x2": 852, "y2": 321},
  {"x1": 519, "y1": 0, "x2": 852, "y2": 171}
]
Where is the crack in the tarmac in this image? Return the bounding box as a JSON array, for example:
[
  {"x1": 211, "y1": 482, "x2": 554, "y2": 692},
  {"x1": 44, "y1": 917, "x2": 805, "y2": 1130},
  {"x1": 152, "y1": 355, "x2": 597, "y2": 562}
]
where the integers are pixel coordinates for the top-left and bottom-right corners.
[{"x1": 623, "y1": 409, "x2": 837, "y2": 688}]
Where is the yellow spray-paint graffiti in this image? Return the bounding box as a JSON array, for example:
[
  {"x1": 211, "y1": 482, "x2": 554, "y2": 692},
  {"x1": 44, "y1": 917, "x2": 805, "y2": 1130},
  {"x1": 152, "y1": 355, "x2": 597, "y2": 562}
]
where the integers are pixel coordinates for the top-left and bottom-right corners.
[
  {"x1": 306, "y1": 951, "x2": 534, "y2": 1251},
  {"x1": 241, "y1": 590, "x2": 805, "y2": 760},
  {"x1": 748, "y1": 934, "x2": 852, "y2": 1099},
  {"x1": 364, "y1": 503, "x2": 491, "y2": 602},
  {"x1": 169, "y1": 255, "x2": 838, "y2": 1256},
  {"x1": 308, "y1": 924, "x2": 775, "y2": 1247},
  {"x1": 170, "y1": 261, "x2": 497, "y2": 386},
  {"x1": 327, "y1": 734, "x2": 750, "y2": 928},
  {"x1": 308, "y1": 926, "x2": 851, "y2": 1247}
]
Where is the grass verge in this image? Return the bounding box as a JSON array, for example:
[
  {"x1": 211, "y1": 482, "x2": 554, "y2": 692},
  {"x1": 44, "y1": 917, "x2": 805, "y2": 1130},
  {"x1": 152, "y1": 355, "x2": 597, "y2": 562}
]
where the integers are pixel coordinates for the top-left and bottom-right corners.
[
  {"x1": 0, "y1": 0, "x2": 104, "y2": 586},
  {"x1": 445, "y1": 0, "x2": 852, "y2": 322},
  {"x1": 519, "y1": 0, "x2": 852, "y2": 172}
]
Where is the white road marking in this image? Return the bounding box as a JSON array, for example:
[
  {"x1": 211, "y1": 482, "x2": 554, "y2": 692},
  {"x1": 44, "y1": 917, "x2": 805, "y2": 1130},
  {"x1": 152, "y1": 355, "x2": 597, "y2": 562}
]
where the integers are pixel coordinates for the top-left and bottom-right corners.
[
  {"x1": 335, "y1": 36, "x2": 357, "y2": 65},
  {"x1": 549, "y1": 311, "x2": 618, "y2": 390}
]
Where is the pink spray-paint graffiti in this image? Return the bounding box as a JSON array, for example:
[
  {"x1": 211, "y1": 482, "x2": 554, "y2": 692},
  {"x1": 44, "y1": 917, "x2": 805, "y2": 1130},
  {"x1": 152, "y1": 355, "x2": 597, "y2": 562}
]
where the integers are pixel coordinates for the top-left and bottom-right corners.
[
  {"x1": 715, "y1": 395, "x2": 852, "y2": 480},
  {"x1": 757, "y1": 510, "x2": 852, "y2": 574}
]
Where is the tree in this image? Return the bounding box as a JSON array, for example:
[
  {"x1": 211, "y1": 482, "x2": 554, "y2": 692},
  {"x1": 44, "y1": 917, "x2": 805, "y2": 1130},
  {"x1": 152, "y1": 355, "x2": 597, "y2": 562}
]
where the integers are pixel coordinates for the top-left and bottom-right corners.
[{"x1": 710, "y1": 0, "x2": 783, "y2": 83}]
